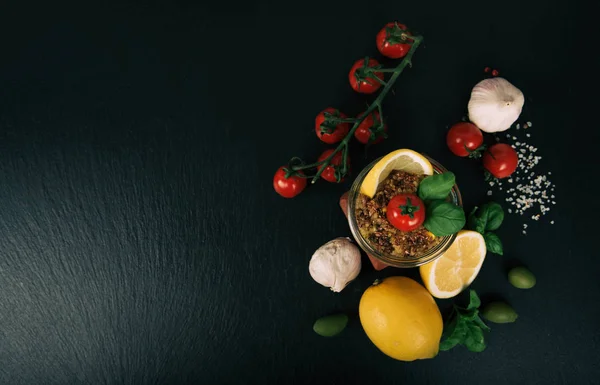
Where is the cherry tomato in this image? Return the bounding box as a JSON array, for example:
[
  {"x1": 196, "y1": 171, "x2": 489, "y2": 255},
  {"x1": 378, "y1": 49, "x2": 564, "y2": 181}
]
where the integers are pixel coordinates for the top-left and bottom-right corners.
[
  {"x1": 315, "y1": 108, "x2": 350, "y2": 144},
  {"x1": 386, "y1": 194, "x2": 425, "y2": 231},
  {"x1": 483, "y1": 143, "x2": 519, "y2": 179},
  {"x1": 446, "y1": 122, "x2": 484, "y2": 157},
  {"x1": 348, "y1": 58, "x2": 384, "y2": 94},
  {"x1": 376, "y1": 22, "x2": 413, "y2": 59},
  {"x1": 317, "y1": 149, "x2": 349, "y2": 183},
  {"x1": 354, "y1": 111, "x2": 387, "y2": 144},
  {"x1": 273, "y1": 167, "x2": 307, "y2": 198}
]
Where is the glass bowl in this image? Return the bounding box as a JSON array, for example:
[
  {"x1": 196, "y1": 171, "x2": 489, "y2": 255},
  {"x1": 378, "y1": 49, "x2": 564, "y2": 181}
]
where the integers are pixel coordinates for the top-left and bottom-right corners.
[{"x1": 347, "y1": 154, "x2": 463, "y2": 268}]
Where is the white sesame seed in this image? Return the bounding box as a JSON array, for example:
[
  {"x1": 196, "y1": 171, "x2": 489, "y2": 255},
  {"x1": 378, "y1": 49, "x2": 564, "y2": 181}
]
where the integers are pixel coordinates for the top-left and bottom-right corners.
[
  {"x1": 522, "y1": 230, "x2": 527, "y2": 234},
  {"x1": 523, "y1": 224, "x2": 528, "y2": 228},
  {"x1": 508, "y1": 208, "x2": 512, "y2": 213},
  {"x1": 551, "y1": 221, "x2": 554, "y2": 224},
  {"x1": 526, "y1": 133, "x2": 531, "y2": 137},
  {"x1": 487, "y1": 191, "x2": 492, "y2": 196},
  {"x1": 527, "y1": 121, "x2": 532, "y2": 127}
]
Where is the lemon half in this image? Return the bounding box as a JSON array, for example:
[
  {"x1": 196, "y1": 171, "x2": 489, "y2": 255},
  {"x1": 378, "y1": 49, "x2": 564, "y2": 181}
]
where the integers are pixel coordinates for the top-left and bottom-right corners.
[
  {"x1": 419, "y1": 230, "x2": 486, "y2": 299},
  {"x1": 360, "y1": 149, "x2": 433, "y2": 198}
]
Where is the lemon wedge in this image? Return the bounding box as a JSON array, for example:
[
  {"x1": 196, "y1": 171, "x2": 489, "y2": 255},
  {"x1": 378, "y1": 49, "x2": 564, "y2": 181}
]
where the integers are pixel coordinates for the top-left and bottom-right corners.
[
  {"x1": 360, "y1": 149, "x2": 433, "y2": 198},
  {"x1": 419, "y1": 230, "x2": 486, "y2": 299}
]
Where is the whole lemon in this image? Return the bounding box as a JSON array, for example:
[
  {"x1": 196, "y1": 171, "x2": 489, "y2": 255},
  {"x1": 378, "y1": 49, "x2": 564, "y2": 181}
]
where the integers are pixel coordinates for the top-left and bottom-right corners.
[{"x1": 359, "y1": 276, "x2": 443, "y2": 361}]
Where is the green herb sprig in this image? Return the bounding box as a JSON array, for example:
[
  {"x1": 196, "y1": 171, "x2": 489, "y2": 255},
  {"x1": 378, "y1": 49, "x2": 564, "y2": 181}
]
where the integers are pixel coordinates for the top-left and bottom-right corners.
[
  {"x1": 418, "y1": 172, "x2": 465, "y2": 236},
  {"x1": 440, "y1": 290, "x2": 490, "y2": 352},
  {"x1": 468, "y1": 202, "x2": 505, "y2": 254}
]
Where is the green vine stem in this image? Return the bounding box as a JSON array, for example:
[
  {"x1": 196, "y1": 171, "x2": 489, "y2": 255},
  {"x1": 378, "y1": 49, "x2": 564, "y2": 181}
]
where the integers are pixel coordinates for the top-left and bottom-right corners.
[{"x1": 290, "y1": 33, "x2": 423, "y2": 184}]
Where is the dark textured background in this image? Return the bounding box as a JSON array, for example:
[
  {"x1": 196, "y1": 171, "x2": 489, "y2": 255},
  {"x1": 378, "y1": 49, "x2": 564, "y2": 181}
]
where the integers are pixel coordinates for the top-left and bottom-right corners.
[{"x1": 0, "y1": 1, "x2": 596, "y2": 384}]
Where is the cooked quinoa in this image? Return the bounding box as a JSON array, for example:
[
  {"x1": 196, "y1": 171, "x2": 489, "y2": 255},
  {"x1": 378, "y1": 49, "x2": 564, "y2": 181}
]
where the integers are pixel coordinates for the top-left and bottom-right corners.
[{"x1": 355, "y1": 170, "x2": 441, "y2": 257}]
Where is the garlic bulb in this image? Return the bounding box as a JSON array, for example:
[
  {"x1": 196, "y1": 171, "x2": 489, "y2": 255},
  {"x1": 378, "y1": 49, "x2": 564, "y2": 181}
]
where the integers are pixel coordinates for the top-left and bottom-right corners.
[
  {"x1": 309, "y1": 237, "x2": 361, "y2": 292},
  {"x1": 468, "y1": 77, "x2": 524, "y2": 133}
]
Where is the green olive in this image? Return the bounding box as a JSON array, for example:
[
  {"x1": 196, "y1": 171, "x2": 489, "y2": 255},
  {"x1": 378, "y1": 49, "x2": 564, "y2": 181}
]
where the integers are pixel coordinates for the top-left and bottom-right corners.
[
  {"x1": 313, "y1": 313, "x2": 348, "y2": 337},
  {"x1": 508, "y1": 266, "x2": 536, "y2": 289},
  {"x1": 481, "y1": 302, "x2": 518, "y2": 324}
]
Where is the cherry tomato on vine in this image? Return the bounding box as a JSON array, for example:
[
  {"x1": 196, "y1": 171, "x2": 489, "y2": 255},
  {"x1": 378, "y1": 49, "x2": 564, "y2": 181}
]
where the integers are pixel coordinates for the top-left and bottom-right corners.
[
  {"x1": 354, "y1": 111, "x2": 388, "y2": 144},
  {"x1": 317, "y1": 149, "x2": 349, "y2": 183},
  {"x1": 386, "y1": 194, "x2": 425, "y2": 231},
  {"x1": 348, "y1": 58, "x2": 384, "y2": 94},
  {"x1": 483, "y1": 144, "x2": 519, "y2": 179},
  {"x1": 315, "y1": 107, "x2": 350, "y2": 144},
  {"x1": 376, "y1": 22, "x2": 413, "y2": 59},
  {"x1": 273, "y1": 167, "x2": 307, "y2": 198},
  {"x1": 446, "y1": 122, "x2": 484, "y2": 157}
]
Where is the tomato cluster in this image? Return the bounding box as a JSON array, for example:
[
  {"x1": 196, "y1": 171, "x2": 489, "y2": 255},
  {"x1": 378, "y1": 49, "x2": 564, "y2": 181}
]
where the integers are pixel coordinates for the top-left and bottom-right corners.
[
  {"x1": 273, "y1": 22, "x2": 417, "y2": 198},
  {"x1": 446, "y1": 122, "x2": 518, "y2": 179}
]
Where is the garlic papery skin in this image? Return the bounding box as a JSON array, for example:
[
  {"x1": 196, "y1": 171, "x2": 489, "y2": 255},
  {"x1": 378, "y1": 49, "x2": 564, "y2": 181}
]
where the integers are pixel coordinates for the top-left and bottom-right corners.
[
  {"x1": 468, "y1": 77, "x2": 525, "y2": 133},
  {"x1": 309, "y1": 237, "x2": 361, "y2": 293}
]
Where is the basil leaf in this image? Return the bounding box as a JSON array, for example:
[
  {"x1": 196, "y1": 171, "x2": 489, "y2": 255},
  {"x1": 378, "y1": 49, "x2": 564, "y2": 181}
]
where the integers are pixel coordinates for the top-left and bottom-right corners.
[
  {"x1": 418, "y1": 172, "x2": 455, "y2": 201},
  {"x1": 473, "y1": 314, "x2": 491, "y2": 332},
  {"x1": 424, "y1": 200, "x2": 466, "y2": 237},
  {"x1": 467, "y1": 289, "x2": 481, "y2": 311},
  {"x1": 484, "y1": 232, "x2": 503, "y2": 255},
  {"x1": 464, "y1": 323, "x2": 487, "y2": 352},
  {"x1": 439, "y1": 315, "x2": 459, "y2": 351},
  {"x1": 468, "y1": 206, "x2": 486, "y2": 234},
  {"x1": 440, "y1": 315, "x2": 468, "y2": 351},
  {"x1": 481, "y1": 202, "x2": 504, "y2": 231},
  {"x1": 460, "y1": 309, "x2": 480, "y2": 321}
]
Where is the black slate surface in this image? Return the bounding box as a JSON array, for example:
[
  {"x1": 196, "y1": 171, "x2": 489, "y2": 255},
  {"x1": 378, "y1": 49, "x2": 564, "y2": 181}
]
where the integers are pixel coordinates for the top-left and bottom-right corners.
[{"x1": 0, "y1": 1, "x2": 596, "y2": 384}]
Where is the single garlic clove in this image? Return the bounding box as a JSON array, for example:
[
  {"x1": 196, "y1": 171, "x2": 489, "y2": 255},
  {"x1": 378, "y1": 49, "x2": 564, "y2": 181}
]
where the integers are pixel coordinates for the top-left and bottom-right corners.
[
  {"x1": 309, "y1": 237, "x2": 362, "y2": 293},
  {"x1": 468, "y1": 77, "x2": 524, "y2": 133}
]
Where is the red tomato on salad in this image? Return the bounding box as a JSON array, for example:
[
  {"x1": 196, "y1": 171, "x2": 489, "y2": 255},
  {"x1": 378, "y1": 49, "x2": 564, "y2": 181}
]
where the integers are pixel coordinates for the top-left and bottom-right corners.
[{"x1": 386, "y1": 194, "x2": 425, "y2": 231}]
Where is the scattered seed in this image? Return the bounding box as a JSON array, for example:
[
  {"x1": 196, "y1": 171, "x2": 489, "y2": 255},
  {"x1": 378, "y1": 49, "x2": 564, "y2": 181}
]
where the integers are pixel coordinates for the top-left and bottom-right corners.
[{"x1": 485, "y1": 120, "x2": 556, "y2": 227}]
